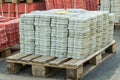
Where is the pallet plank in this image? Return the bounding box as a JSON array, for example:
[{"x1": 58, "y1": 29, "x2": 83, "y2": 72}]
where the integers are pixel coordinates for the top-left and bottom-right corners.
[
  {"x1": 32, "y1": 56, "x2": 56, "y2": 64},
  {"x1": 7, "y1": 53, "x2": 31, "y2": 60},
  {"x1": 63, "y1": 59, "x2": 79, "y2": 67},
  {"x1": 21, "y1": 55, "x2": 40, "y2": 61},
  {"x1": 49, "y1": 58, "x2": 70, "y2": 65}
]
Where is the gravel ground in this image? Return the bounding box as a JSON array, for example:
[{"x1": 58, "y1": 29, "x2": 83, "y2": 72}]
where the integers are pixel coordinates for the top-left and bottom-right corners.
[{"x1": 0, "y1": 29, "x2": 120, "y2": 80}]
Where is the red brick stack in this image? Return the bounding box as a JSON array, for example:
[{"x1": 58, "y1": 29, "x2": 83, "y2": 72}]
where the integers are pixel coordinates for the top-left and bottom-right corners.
[
  {"x1": 0, "y1": 2, "x2": 45, "y2": 18},
  {"x1": 0, "y1": 17, "x2": 19, "y2": 50},
  {"x1": 97, "y1": 0, "x2": 100, "y2": 5},
  {"x1": 0, "y1": 27, "x2": 8, "y2": 51},
  {"x1": 0, "y1": 0, "x2": 98, "y2": 17},
  {"x1": 63, "y1": 0, "x2": 73, "y2": 9},
  {"x1": 17, "y1": 3, "x2": 45, "y2": 17},
  {"x1": 0, "y1": 3, "x2": 15, "y2": 17},
  {"x1": 45, "y1": 0, "x2": 55, "y2": 10},
  {"x1": 13, "y1": 19, "x2": 20, "y2": 44},
  {"x1": 55, "y1": 0, "x2": 64, "y2": 9},
  {"x1": 45, "y1": 0, "x2": 98, "y2": 10},
  {"x1": 85, "y1": 0, "x2": 98, "y2": 11},
  {"x1": 78, "y1": 0, "x2": 86, "y2": 8}
]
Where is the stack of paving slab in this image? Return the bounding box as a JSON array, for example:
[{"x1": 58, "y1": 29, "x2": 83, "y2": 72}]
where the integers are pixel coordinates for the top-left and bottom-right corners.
[
  {"x1": 100, "y1": 0, "x2": 110, "y2": 11},
  {"x1": 20, "y1": 9, "x2": 114, "y2": 59},
  {"x1": 20, "y1": 14, "x2": 35, "y2": 54},
  {"x1": 100, "y1": 0, "x2": 120, "y2": 23}
]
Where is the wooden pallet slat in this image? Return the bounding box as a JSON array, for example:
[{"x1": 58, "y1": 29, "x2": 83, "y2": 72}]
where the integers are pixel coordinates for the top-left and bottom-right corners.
[
  {"x1": 32, "y1": 56, "x2": 56, "y2": 64},
  {"x1": 7, "y1": 53, "x2": 30, "y2": 60},
  {"x1": 21, "y1": 55, "x2": 40, "y2": 61},
  {"x1": 63, "y1": 59, "x2": 79, "y2": 67},
  {"x1": 49, "y1": 57, "x2": 70, "y2": 65}
]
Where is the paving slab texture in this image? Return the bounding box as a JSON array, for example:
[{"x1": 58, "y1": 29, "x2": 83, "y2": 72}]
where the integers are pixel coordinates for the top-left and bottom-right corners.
[{"x1": 0, "y1": 29, "x2": 120, "y2": 80}]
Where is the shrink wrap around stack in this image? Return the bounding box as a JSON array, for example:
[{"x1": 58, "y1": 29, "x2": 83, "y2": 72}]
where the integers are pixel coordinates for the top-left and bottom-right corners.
[{"x1": 20, "y1": 9, "x2": 114, "y2": 59}]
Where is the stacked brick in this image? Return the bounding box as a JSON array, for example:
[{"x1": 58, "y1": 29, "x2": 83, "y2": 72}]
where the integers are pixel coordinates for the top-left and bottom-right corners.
[
  {"x1": 0, "y1": 17, "x2": 19, "y2": 51},
  {"x1": 0, "y1": 2, "x2": 45, "y2": 18},
  {"x1": 0, "y1": 0, "x2": 98, "y2": 18},
  {"x1": 45, "y1": 0, "x2": 98, "y2": 10}
]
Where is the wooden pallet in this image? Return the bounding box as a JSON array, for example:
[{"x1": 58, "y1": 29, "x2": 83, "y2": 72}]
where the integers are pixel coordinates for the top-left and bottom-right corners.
[
  {"x1": 6, "y1": 40, "x2": 116, "y2": 80},
  {"x1": 115, "y1": 23, "x2": 120, "y2": 29},
  {"x1": 0, "y1": 44, "x2": 20, "y2": 58}
]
